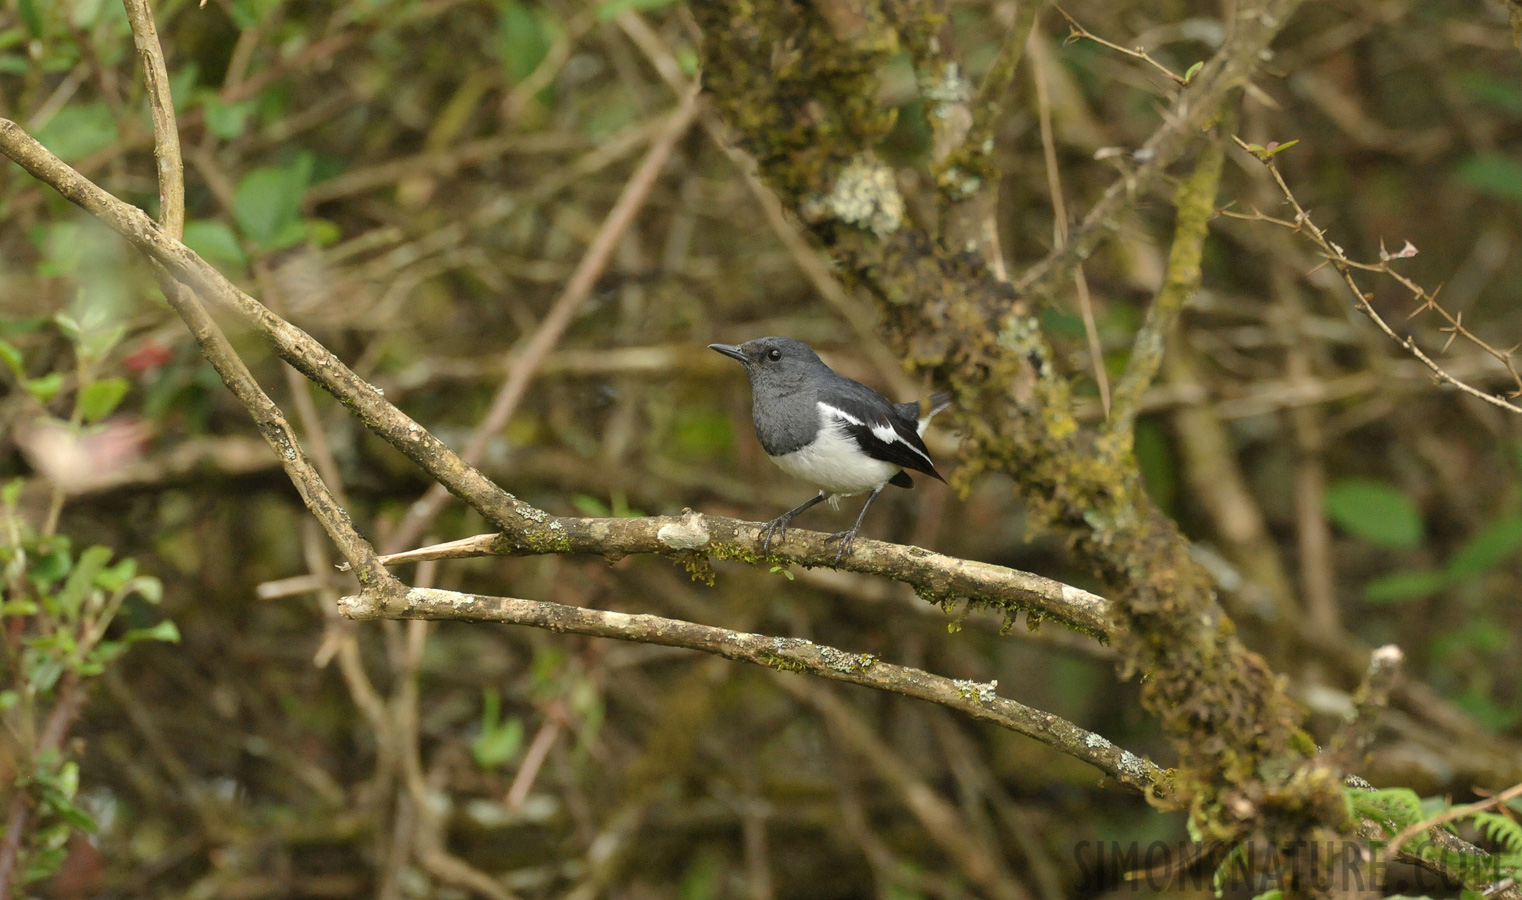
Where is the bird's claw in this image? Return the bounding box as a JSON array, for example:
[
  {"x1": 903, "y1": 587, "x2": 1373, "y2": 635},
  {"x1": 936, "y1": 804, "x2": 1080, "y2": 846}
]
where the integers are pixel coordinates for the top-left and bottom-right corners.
[
  {"x1": 759, "y1": 516, "x2": 790, "y2": 555},
  {"x1": 823, "y1": 528, "x2": 859, "y2": 565}
]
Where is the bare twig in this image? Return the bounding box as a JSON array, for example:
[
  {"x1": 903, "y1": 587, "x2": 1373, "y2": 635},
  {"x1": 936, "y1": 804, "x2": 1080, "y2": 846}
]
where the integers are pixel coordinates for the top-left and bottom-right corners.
[
  {"x1": 1055, "y1": 5, "x2": 1191, "y2": 84},
  {"x1": 1015, "y1": 0, "x2": 1306, "y2": 303},
  {"x1": 1231, "y1": 141, "x2": 1522, "y2": 415},
  {"x1": 339, "y1": 585, "x2": 1165, "y2": 796},
  {"x1": 777, "y1": 678, "x2": 1032, "y2": 900},
  {"x1": 387, "y1": 87, "x2": 700, "y2": 553},
  {"x1": 1032, "y1": 30, "x2": 1110, "y2": 412}
]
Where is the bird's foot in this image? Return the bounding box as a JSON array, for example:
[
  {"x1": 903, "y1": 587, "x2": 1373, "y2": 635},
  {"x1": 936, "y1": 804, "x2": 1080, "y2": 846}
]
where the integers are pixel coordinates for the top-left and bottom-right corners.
[
  {"x1": 823, "y1": 528, "x2": 860, "y2": 565},
  {"x1": 759, "y1": 516, "x2": 791, "y2": 555}
]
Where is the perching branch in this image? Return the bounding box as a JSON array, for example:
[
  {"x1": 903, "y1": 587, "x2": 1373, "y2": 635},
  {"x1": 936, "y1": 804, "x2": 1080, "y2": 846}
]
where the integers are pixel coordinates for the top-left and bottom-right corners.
[
  {"x1": 339, "y1": 585, "x2": 1163, "y2": 796},
  {"x1": 365, "y1": 517, "x2": 1111, "y2": 638}
]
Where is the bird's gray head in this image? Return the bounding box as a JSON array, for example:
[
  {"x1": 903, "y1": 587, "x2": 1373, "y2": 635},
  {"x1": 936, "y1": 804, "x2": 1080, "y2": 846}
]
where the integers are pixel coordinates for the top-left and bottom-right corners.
[{"x1": 708, "y1": 337, "x2": 829, "y2": 394}]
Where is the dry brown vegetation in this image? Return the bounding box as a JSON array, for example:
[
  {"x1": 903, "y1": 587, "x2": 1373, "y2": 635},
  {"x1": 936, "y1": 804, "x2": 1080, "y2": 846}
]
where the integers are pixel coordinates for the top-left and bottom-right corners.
[{"x1": 2, "y1": 0, "x2": 1522, "y2": 897}]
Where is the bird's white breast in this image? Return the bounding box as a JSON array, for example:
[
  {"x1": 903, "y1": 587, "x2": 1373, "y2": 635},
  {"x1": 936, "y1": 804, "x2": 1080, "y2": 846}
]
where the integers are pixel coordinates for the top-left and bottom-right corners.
[{"x1": 769, "y1": 406, "x2": 899, "y2": 496}]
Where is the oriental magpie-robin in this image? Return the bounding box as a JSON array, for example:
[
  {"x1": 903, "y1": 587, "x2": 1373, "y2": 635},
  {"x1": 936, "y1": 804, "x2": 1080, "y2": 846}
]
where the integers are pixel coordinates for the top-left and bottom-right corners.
[{"x1": 710, "y1": 337, "x2": 951, "y2": 563}]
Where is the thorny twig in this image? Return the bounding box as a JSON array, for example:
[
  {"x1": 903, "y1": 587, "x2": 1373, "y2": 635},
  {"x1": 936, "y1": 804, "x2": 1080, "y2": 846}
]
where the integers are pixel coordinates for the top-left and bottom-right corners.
[
  {"x1": 1054, "y1": 5, "x2": 1196, "y2": 86},
  {"x1": 1228, "y1": 136, "x2": 1522, "y2": 415}
]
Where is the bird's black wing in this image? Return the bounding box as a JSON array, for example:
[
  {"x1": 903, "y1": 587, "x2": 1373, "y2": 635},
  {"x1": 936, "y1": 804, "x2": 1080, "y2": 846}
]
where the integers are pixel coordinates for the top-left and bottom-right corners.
[{"x1": 817, "y1": 378, "x2": 945, "y2": 484}]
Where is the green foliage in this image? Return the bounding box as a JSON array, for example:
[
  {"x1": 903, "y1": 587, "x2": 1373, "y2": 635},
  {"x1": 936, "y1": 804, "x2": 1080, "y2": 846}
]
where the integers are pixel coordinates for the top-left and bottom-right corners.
[
  {"x1": 497, "y1": 2, "x2": 559, "y2": 83},
  {"x1": 1134, "y1": 419, "x2": 1177, "y2": 513},
  {"x1": 1, "y1": 499, "x2": 175, "y2": 884},
  {"x1": 1343, "y1": 785, "x2": 1522, "y2": 897},
  {"x1": 232, "y1": 153, "x2": 315, "y2": 251},
  {"x1": 1362, "y1": 513, "x2": 1522, "y2": 604},
  {"x1": 182, "y1": 221, "x2": 249, "y2": 269},
  {"x1": 597, "y1": 0, "x2": 679, "y2": 21},
  {"x1": 1324, "y1": 478, "x2": 1423, "y2": 549},
  {"x1": 33, "y1": 103, "x2": 120, "y2": 161},
  {"x1": 668, "y1": 408, "x2": 735, "y2": 459},
  {"x1": 471, "y1": 688, "x2": 525, "y2": 770},
  {"x1": 1456, "y1": 153, "x2": 1522, "y2": 203}
]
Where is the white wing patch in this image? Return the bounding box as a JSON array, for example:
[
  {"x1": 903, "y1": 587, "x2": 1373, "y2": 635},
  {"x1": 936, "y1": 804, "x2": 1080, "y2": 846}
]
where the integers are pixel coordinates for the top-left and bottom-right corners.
[
  {"x1": 819, "y1": 402, "x2": 934, "y2": 471},
  {"x1": 769, "y1": 404, "x2": 902, "y2": 496}
]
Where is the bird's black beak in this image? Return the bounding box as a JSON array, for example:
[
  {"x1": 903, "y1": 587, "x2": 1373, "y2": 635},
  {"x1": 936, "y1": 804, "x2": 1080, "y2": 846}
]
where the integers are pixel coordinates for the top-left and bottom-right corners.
[{"x1": 708, "y1": 343, "x2": 747, "y2": 364}]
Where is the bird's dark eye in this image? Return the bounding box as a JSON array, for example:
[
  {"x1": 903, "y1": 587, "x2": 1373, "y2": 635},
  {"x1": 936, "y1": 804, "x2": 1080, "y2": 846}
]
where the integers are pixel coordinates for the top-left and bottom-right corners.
[{"x1": 767, "y1": 349, "x2": 782, "y2": 362}]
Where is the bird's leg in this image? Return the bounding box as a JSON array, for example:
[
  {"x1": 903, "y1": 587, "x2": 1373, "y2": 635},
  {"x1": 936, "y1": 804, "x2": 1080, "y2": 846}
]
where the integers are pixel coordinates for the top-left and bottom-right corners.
[
  {"x1": 759, "y1": 492, "x2": 827, "y2": 555},
  {"x1": 824, "y1": 485, "x2": 884, "y2": 565}
]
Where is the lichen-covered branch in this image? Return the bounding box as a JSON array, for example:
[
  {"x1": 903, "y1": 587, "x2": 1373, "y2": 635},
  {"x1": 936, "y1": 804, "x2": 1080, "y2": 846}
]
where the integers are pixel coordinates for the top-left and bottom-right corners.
[
  {"x1": 1106, "y1": 127, "x2": 1228, "y2": 442},
  {"x1": 340, "y1": 585, "x2": 1164, "y2": 795},
  {"x1": 691, "y1": 0, "x2": 1342, "y2": 858},
  {"x1": 369, "y1": 520, "x2": 1111, "y2": 637}
]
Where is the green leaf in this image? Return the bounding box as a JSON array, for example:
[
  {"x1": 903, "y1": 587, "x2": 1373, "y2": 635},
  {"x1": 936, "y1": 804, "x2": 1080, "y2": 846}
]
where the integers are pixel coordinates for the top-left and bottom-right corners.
[
  {"x1": 28, "y1": 541, "x2": 73, "y2": 589},
  {"x1": 18, "y1": 0, "x2": 45, "y2": 38},
  {"x1": 24, "y1": 372, "x2": 64, "y2": 403},
  {"x1": 182, "y1": 220, "x2": 248, "y2": 268},
  {"x1": 1445, "y1": 514, "x2": 1522, "y2": 579},
  {"x1": 1324, "y1": 479, "x2": 1423, "y2": 549},
  {"x1": 2, "y1": 478, "x2": 22, "y2": 508},
  {"x1": 1183, "y1": 61, "x2": 1203, "y2": 83},
  {"x1": 203, "y1": 96, "x2": 255, "y2": 139},
  {"x1": 0, "y1": 339, "x2": 23, "y2": 377},
  {"x1": 231, "y1": 154, "x2": 314, "y2": 250},
  {"x1": 669, "y1": 409, "x2": 734, "y2": 459},
  {"x1": 572, "y1": 494, "x2": 611, "y2": 517},
  {"x1": 497, "y1": 2, "x2": 556, "y2": 83},
  {"x1": 1363, "y1": 569, "x2": 1448, "y2": 604},
  {"x1": 0, "y1": 691, "x2": 17, "y2": 711},
  {"x1": 55, "y1": 545, "x2": 112, "y2": 618},
  {"x1": 45, "y1": 796, "x2": 95, "y2": 832},
  {"x1": 94, "y1": 557, "x2": 136, "y2": 592},
  {"x1": 128, "y1": 576, "x2": 163, "y2": 605},
  {"x1": 34, "y1": 103, "x2": 120, "y2": 161},
  {"x1": 122, "y1": 620, "x2": 180, "y2": 644},
  {"x1": 471, "y1": 688, "x2": 525, "y2": 770},
  {"x1": 596, "y1": 0, "x2": 678, "y2": 21},
  {"x1": 77, "y1": 376, "x2": 129, "y2": 423},
  {"x1": 1456, "y1": 153, "x2": 1522, "y2": 203},
  {"x1": 1, "y1": 600, "x2": 39, "y2": 615}
]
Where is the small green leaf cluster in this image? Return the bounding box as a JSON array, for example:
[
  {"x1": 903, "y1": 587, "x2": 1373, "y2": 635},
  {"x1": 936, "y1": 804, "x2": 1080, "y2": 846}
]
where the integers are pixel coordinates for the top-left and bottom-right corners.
[{"x1": 1, "y1": 484, "x2": 177, "y2": 885}]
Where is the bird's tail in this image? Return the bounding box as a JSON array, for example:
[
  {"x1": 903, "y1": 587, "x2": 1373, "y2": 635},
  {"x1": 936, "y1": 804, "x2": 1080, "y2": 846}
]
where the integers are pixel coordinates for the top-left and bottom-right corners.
[{"x1": 913, "y1": 390, "x2": 953, "y2": 435}]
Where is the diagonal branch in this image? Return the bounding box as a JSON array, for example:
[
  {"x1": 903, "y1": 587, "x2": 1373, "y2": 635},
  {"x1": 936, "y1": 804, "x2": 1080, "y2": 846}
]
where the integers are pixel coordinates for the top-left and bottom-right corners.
[
  {"x1": 1014, "y1": 0, "x2": 1306, "y2": 304},
  {"x1": 339, "y1": 585, "x2": 1164, "y2": 797},
  {"x1": 1106, "y1": 124, "x2": 1227, "y2": 441}
]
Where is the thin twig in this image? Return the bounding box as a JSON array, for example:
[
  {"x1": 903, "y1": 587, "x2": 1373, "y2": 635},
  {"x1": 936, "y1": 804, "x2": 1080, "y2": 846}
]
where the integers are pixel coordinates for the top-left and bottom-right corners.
[
  {"x1": 1231, "y1": 140, "x2": 1522, "y2": 415},
  {"x1": 1379, "y1": 780, "x2": 1522, "y2": 869},
  {"x1": 1031, "y1": 29, "x2": 1110, "y2": 412},
  {"x1": 387, "y1": 87, "x2": 700, "y2": 554},
  {"x1": 1324, "y1": 644, "x2": 1403, "y2": 770},
  {"x1": 1054, "y1": 5, "x2": 1190, "y2": 84},
  {"x1": 1015, "y1": 0, "x2": 1307, "y2": 303}
]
